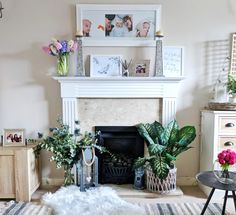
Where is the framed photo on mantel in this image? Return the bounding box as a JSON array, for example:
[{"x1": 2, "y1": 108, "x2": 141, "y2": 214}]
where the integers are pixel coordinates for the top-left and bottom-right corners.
[
  {"x1": 90, "y1": 55, "x2": 122, "y2": 77},
  {"x1": 130, "y1": 59, "x2": 150, "y2": 77},
  {"x1": 76, "y1": 4, "x2": 162, "y2": 47},
  {"x1": 163, "y1": 46, "x2": 184, "y2": 77}
]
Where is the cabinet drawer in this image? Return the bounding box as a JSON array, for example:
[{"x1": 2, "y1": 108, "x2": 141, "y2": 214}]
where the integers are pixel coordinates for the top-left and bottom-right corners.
[
  {"x1": 218, "y1": 117, "x2": 236, "y2": 133},
  {"x1": 218, "y1": 137, "x2": 236, "y2": 150}
]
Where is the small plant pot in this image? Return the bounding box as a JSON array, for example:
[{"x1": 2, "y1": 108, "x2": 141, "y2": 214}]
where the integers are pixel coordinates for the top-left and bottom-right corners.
[{"x1": 146, "y1": 166, "x2": 177, "y2": 193}]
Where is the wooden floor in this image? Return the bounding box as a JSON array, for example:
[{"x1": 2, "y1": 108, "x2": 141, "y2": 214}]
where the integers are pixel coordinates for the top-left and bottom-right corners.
[{"x1": 31, "y1": 185, "x2": 236, "y2": 214}]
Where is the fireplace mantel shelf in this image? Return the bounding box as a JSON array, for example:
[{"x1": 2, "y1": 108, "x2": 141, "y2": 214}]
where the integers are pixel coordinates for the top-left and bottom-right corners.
[
  {"x1": 53, "y1": 76, "x2": 183, "y2": 130},
  {"x1": 53, "y1": 76, "x2": 184, "y2": 99},
  {"x1": 53, "y1": 76, "x2": 184, "y2": 83}
]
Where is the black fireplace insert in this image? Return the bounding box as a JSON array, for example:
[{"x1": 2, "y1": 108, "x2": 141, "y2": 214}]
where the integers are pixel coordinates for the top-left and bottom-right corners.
[{"x1": 95, "y1": 126, "x2": 144, "y2": 184}]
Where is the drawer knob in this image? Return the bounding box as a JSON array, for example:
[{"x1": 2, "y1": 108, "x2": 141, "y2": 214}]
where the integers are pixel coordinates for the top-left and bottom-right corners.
[
  {"x1": 225, "y1": 123, "x2": 235, "y2": 127},
  {"x1": 224, "y1": 141, "x2": 234, "y2": 146}
]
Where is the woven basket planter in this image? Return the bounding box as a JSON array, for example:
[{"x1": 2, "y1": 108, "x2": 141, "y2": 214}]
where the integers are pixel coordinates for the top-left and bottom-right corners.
[{"x1": 146, "y1": 167, "x2": 177, "y2": 193}]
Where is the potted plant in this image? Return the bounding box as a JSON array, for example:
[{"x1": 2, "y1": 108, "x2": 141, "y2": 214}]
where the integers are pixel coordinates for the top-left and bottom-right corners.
[
  {"x1": 226, "y1": 74, "x2": 236, "y2": 103},
  {"x1": 34, "y1": 118, "x2": 108, "y2": 186},
  {"x1": 133, "y1": 119, "x2": 196, "y2": 193}
]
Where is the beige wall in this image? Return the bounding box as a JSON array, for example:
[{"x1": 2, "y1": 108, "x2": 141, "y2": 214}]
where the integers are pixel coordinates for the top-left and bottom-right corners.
[{"x1": 1, "y1": 0, "x2": 236, "y2": 182}]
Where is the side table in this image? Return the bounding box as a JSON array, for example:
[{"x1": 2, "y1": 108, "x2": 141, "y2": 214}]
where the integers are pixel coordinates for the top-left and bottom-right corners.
[{"x1": 196, "y1": 171, "x2": 236, "y2": 215}]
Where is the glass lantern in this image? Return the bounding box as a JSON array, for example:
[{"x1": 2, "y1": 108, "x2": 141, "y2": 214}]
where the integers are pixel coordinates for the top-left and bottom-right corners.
[{"x1": 76, "y1": 147, "x2": 98, "y2": 192}]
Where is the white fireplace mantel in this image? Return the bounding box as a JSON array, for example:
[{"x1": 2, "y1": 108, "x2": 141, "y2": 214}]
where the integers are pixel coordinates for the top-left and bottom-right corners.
[{"x1": 53, "y1": 76, "x2": 184, "y2": 132}]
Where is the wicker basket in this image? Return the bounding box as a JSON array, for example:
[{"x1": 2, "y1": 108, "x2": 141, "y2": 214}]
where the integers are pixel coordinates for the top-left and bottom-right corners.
[
  {"x1": 146, "y1": 167, "x2": 177, "y2": 193},
  {"x1": 208, "y1": 102, "x2": 236, "y2": 111}
]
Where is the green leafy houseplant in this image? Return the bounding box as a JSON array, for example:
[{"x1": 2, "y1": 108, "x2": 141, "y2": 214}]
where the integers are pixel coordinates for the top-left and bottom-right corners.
[
  {"x1": 226, "y1": 74, "x2": 236, "y2": 95},
  {"x1": 34, "y1": 118, "x2": 107, "y2": 186},
  {"x1": 133, "y1": 120, "x2": 196, "y2": 180}
]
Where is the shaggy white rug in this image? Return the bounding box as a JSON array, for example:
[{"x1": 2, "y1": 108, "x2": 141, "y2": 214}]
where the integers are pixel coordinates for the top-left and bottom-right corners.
[{"x1": 42, "y1": 186, "x2": 145, "y2": 215}]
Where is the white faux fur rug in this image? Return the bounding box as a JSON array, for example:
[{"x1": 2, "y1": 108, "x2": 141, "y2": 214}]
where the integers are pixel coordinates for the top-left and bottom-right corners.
[{"x1": 42, "y1": 185, "x2": 145, "y2": 215}]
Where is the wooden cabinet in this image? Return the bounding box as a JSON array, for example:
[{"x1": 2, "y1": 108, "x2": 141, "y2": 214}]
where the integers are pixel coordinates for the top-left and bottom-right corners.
[
  {"x1": 200, "y1": 110, "x2": 236, "y2": 197},
  {"x1": 0, "y1": 145, "x2": 40, "y2": 201}
]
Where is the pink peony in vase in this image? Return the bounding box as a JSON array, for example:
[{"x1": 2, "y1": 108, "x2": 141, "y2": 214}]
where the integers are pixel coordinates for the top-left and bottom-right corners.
[{"x1": 214, "y1": 149, "x2": 236, "y2": 184}]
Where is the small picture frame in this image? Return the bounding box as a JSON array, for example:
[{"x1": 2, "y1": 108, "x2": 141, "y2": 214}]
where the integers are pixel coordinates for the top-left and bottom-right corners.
[
  {"x1": 131, "y1": 60, "x2": 150, "y2": 77},
  {"x1": 3, "y1": 129, "x2": 25, "y2": 147},
  {"x1": 90, "y1": 55, "x2": 122, "y2": 77}
]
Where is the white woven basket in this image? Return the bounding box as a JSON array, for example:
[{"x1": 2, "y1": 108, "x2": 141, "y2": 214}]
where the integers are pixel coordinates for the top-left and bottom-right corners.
[{"x1": 146, "y1": 167, "x2": 177, "y2": 193}]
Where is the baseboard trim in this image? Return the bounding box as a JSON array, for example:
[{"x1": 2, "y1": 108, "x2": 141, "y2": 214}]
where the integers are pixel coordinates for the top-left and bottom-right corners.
[
  {"x1": 42, "y1": 178, "x2": 64, "y2": 186},
  {"x1": 42, "y1": 176, "x2": 197, "y2": 187},
  {"x1": 177, "y1": 177, "x2": 197, "y2": 186}
]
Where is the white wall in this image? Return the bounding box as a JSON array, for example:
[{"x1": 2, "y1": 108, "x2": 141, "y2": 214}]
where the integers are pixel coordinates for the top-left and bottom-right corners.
[{"x1": 1, "y1": 0, "x2": 236, "y2": 183}]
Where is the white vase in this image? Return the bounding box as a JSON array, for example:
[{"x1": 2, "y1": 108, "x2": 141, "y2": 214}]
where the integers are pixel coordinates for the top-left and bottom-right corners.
[
  {"x1": 122, "y1": 69, "x2": 129, "y2": 77},
  {"x1": 229, "y1": 93, "x2": 236, "y2": 103}
]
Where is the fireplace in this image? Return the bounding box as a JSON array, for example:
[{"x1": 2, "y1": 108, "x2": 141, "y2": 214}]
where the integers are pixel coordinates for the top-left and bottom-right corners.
[
  {"x1": 95, "y1": 126, "x2": 144, "y2": 184},
  {"x1": 53, "y1": 77, "x2": 183, "y2": 134}
]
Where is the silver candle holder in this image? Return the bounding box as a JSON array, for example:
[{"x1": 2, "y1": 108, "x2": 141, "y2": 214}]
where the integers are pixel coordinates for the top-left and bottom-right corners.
[
  {"x1": 75, "y1": 31, "x2": 85, "y2": 76},
  {"x1": 154, "y1": 31, "x2": 164, "y2": 77}
]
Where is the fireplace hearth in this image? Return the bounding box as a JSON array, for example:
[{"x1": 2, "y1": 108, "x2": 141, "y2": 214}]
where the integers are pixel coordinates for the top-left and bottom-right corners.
[{"x1": 95, "y1": 126, "x2": 144, "y2": 184}]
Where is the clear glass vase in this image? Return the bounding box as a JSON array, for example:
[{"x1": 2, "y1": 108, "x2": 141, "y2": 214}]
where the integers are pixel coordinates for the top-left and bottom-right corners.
[
  {"x1": 57, "y1": 54, "x2": 69, "y2": 76},
  {"x1": 63, "y1": 165, "x2": 74, "y2": 186},
  {"x1": 213, "y1": 160, "x2": 236, "y2": 184}
]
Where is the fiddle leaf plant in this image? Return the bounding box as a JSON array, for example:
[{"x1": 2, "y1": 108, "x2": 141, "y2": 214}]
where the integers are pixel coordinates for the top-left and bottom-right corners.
[{"x1": 133, "y1": 120, "x2": 196, "y2": 180}]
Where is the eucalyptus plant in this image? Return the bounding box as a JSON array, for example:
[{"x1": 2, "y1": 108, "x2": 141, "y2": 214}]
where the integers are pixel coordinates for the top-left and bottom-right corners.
[
  {"x1": 34, "y1": 118, "x2": 108, "y2": 186},
  {"x1": 133, "y1": 120, "x2": 196, "y2": 180}
]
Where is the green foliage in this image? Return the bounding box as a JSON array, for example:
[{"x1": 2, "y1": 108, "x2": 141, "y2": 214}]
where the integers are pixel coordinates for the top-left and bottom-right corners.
[
  {"x1": 76, "y1": 131, "x2": 109, "y2": 155},
  {"x1": 227, "y1": 74, "x2": 236, "y2": 95},
  {"x1": 34, "y1": 117, "x2": 108, "y2": 185},
  {"x1": 133, "y1": 120, "x2": 196, "y2": 180},
  {"x1": 34, "y1": 118, "x2": 77, "y2": 170}
]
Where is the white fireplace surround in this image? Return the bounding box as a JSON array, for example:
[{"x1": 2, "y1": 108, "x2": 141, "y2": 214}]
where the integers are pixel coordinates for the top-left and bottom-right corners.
[{"x1": 53, "y1": 76, "x2": 183, "y2": 132}]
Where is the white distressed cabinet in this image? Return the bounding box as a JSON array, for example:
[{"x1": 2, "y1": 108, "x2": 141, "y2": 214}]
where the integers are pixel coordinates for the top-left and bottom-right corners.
[
  {"x1": 0, "y1": 145, "x2": 40, "y2": 201},
  {"x1": 200, "y1": 110, "x2": 236, "y2": 197}
]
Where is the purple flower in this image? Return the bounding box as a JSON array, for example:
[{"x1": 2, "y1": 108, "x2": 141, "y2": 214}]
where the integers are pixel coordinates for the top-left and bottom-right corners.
[
  {"x1": 60, "y1": 40, "x2": 68, "y2": 54},
  {"x1": 42, "y1": 38, "x2": 78, "y2": 57}
]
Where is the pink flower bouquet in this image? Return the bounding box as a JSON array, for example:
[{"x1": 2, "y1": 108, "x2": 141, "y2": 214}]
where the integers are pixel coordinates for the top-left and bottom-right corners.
[
  {"x1": 42, "y1": 38, "x2": 78, "y2": 76},
  {"x1": 42, "y1": 38, "x2": 78, "y2": 56},
  {"x1": 217, "y1": 149, "x2": 236, "y2": 171}
]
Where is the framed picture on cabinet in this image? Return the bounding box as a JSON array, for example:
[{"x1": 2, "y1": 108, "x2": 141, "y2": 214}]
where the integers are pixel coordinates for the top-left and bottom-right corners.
[
  {"x1": 3, "y1": 129, "x2": 25, "y2": 147},
  {"x1": 90, "y1": 55, "x2": 122, "y2": 77},
  {"x1": 130, "y1": 59, "x2": 150, "y2": 77},
  {"x1": 76, "y1": 4, "x2": 162, "y2": 46}
]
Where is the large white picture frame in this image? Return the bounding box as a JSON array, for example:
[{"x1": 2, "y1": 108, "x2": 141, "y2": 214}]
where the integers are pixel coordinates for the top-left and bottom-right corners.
[
  {"x1": 76, "y1": 4, "x2": 162, "y2": 47},
  {"x1": 90, "y1": 55, "x2": 122, "y2": 77}
]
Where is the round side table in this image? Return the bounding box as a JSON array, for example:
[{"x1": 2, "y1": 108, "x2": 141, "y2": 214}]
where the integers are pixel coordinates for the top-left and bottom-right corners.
[{"x1": 196, "y1": 171, "x2": 236, "y2": 215}]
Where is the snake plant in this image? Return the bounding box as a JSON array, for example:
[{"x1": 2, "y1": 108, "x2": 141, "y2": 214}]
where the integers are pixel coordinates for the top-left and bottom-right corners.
[{"x1": 133, "y1": 120, "x2": 196, "y2": 180}]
